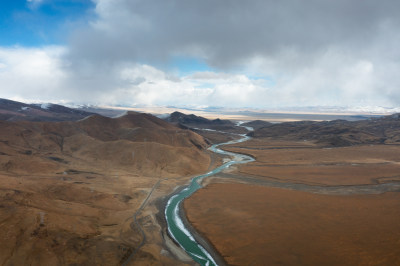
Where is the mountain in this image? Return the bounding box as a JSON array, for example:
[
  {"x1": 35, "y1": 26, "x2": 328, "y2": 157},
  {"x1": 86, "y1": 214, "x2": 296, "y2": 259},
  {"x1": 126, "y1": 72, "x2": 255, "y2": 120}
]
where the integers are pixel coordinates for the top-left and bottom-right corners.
[
  {"x1": 0, "y1": 108, "x2": 212, "y2": 265},
  {"x1": 0, "y1": 98, "x2": 94, "y2": 122},
  {"x1": 241, "y1": 120, "x2": 272, "y2": 130},
  {"x1": 0, "y1": 111, "x2": 209, "y2": 177},
  {"x1": 249, "y1": 113, "x2": 400, "y2": 147},
  {"x1": 164, "y1": 111, "x2": 247, "y2": 134},
  {"x1": 165, "y1": 111, "x2": 234, "y2": 126}
]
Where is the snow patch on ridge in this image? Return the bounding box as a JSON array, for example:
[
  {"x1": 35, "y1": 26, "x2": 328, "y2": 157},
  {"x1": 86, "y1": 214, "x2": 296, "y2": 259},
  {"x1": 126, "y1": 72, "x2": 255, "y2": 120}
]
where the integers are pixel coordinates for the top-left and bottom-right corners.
[{"x1": 40, "y1": 103, "x2": 52, "y2": 110}]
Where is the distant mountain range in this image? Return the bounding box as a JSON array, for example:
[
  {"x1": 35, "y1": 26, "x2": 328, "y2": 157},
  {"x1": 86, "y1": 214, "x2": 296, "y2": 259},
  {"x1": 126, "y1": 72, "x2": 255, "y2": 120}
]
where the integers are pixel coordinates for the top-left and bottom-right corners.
[
  {"x1": 0, "y1": 98, "x2": 94, "y2": 122},
  {"x1": 3, "y1": 98, "x2": 400, "y2": 148},
  {"x1": 249, "y1": 114, "x2": 400, "y2": 147}
]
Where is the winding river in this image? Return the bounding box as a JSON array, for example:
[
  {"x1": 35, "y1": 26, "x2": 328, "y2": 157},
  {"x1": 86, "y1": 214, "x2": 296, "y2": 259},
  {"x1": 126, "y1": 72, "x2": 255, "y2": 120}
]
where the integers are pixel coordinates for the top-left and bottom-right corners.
[{"x1": 165, "y1": 133, "x2": 254, "y2": 266}]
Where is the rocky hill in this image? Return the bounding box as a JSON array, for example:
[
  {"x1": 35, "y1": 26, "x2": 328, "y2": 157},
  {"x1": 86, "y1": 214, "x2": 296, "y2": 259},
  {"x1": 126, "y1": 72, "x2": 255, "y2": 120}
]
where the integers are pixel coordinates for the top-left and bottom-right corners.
[{"x1": 249, "y1": 114, "x2": 400, "y2": 146}]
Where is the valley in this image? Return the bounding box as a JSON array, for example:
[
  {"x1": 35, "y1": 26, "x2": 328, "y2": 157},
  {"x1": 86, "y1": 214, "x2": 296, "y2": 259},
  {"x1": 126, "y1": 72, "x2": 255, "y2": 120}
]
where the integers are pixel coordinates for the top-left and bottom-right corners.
[
  {"x1": 1, "y1": 99, "x2": 400, "y2": 265},
  {"x1": 2, "y1": 2, "x2": 399, "y2": 265},
  {"x1": 184, "y1": 115, "x2": 400, "y2": 265}
]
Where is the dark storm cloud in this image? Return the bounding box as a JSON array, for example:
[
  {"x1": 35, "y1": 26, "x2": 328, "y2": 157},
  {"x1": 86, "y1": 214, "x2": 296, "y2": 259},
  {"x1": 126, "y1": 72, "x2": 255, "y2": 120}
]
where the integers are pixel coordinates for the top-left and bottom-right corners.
[{"x1": 66, "y1": 0, "x2": 400, "y2": 68}]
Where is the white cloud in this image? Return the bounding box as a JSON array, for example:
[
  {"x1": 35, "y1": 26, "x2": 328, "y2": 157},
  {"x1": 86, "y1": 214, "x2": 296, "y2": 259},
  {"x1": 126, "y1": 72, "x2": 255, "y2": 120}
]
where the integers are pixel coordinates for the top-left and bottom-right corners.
[
  {"x1": 0, "y1": 44, "x2": 399, "y2": 109},
  {"x1": 108, "y1": 65, "x2": 273, "y2": 108},
  {"x1": 0, "y1": 46, "x2": 68, "y2": 102},
  {"x1": 0, "y1": 47, "x2": 259, "y2": 107},
  {"x1": 2, "y1": 0, "x2": 400, "y2": 110}
]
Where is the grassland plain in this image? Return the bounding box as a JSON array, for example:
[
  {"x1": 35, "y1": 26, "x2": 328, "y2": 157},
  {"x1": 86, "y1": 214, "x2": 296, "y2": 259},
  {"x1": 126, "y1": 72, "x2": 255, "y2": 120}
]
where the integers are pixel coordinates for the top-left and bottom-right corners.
[{"x1": 184, "y1": 137, "x2": 400, "y2": 265}]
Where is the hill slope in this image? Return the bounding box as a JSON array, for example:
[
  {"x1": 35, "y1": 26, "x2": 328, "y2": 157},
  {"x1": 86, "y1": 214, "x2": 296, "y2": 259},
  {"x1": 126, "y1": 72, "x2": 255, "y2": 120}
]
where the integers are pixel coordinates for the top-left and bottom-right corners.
[
  {"x1": 249, "y1": 114, "x2": 400, "y2": 146},
  {"x1": 164, "y1": 111, "x2": 247, "y2": 133},
  {"x1": 241, "y1": 120, "x2": 272, "y2": 130},
  {"x1": 0, "y1": 111, "x2": 209, "y2": 177},
  {"x1": 0, "y1": 110, "x2": 212, "y2": 265}
]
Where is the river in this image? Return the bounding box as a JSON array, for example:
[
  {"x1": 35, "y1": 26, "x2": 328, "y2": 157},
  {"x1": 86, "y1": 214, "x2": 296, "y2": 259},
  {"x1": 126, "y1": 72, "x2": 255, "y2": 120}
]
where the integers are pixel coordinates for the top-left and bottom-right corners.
[{"x1": 165, "y1": 133, "x2": 254, "y2": 266}]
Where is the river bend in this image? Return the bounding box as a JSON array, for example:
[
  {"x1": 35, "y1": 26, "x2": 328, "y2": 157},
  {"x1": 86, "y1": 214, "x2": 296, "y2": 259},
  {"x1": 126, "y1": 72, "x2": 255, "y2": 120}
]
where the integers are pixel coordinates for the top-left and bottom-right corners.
[{"x1": 165, "y1": 134, "x2": 254, "y2": 266}]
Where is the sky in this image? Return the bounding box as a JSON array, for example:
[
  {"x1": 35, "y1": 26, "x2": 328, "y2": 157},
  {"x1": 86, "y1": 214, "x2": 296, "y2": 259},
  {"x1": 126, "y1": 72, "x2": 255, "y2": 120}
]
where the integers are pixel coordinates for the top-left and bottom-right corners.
[{"x1": 0, "y1": 0, "x2": 400, "y2": 110}]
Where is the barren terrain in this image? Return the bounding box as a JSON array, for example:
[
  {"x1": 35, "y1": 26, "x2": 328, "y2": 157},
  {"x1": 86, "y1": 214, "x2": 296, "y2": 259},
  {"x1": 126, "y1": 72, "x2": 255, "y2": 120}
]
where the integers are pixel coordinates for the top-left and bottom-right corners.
[
  {"x1": 0, "y1": 112, "x2": 215, "y2": 265},
  {"x1": 3, "y1": 106, "x2": 400, "y2": 265},
  {"x1": 185, "y1": 183, "x2": 400, "y2": 265},
  {"x1": 223, "y1": 138, "x2": 400, "y2": 186},
  {"x1": 184, "y1": 135, "x2": 400, "y2": 265}
]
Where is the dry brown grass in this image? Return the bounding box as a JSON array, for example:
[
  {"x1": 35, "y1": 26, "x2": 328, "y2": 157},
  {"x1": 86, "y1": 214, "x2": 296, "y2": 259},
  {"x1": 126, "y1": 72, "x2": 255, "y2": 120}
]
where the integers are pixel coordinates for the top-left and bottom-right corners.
[
  {"x1": 0, "y1": 171, "x2": 145, "y2": 265},
  {"x1": 185, "y1": 183, "x2": 400, "y2": 266},
  {"x1": 184, "y1": 137, "x2": 400, "y2": 265},
  {"x1": 223, "y1": 138, "x2": 400, "y2": 185},
  {"x1": 0, "y1": 113, "x2": 211, "y2": 265},
  {"x1": 0, "y1": 158, "x2": 200, "y2": 265}
]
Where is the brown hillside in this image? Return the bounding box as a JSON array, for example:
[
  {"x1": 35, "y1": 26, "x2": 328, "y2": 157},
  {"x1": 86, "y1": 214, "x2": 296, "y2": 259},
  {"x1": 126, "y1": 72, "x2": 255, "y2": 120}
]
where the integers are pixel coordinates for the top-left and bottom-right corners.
[
  {"x1": 249, "y1": 114, "x2": 400, "y2": 146},
  {"x1": 0, "y1": 112, "x2": 208, "y2": 176},
  {"x1": 164, "y1": 111, "x2": 248, "y2": 134},
  {"x1": 0, "y1": 111, "x2": 212, "y2": 265}
]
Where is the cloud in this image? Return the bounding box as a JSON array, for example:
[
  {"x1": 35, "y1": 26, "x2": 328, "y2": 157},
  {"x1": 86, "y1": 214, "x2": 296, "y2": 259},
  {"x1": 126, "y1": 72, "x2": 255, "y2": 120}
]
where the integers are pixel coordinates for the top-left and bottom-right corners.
[
  {"x1": 0, "y1": 46, "x2": 254, "y2": 107},
  {"x1": 0, "y1": 44, "x2": 398, "y2": 108},
  {"x1": 0, "y1": 46, "x2": 68, "y2": 102},
  {"x1": 88, "y1": 64, "x2": 269, "y2": 107},
  {"x1": 2, "y1": 0, "x2": 400, "y2": 109},
  {"x1": 66, "y1": 0, "x2": 400, "y2": 66},
  {"x1": 61, "y1": 0, "x2": 400, "y2": 107}
]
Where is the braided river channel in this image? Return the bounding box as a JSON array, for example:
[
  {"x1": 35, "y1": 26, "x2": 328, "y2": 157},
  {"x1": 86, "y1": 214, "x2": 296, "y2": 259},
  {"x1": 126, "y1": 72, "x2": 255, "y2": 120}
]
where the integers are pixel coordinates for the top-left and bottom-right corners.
[{"x1": 165, "y1": 134, "x2": 254, "y2": 265}]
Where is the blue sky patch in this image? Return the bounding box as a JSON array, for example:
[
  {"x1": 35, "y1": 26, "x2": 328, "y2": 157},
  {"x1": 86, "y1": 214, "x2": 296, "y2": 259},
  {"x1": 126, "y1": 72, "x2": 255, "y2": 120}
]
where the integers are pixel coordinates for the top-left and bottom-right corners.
[
  {"x1": 0, "y1": 0, "x2": 94, "y2": 46},
  {"x1": 169, "y1": 56, "x2": 213, "y2": 76}
]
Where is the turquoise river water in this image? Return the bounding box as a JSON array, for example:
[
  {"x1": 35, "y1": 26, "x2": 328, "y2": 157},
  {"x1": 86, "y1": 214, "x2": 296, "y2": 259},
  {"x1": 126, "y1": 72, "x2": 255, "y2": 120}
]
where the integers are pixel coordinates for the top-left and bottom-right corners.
[{"x1": 165, "y1": 134, "x2": 254, "y2": 266}]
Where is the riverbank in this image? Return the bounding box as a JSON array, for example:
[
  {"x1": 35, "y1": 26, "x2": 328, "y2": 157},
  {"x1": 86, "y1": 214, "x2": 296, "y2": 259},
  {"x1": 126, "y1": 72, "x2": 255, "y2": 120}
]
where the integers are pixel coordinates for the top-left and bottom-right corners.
[
  {"x1": 154, "y1": 183, "x2": 226, "y2": 266},
  {"x1": 133, "y1": 147, "x2": 227, "y2": 265},
  {"x1": 161, "y1": 133, "x2": 253, "y2": 265}
]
